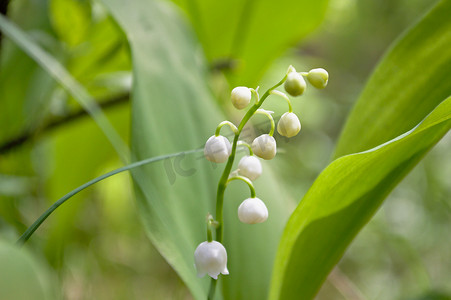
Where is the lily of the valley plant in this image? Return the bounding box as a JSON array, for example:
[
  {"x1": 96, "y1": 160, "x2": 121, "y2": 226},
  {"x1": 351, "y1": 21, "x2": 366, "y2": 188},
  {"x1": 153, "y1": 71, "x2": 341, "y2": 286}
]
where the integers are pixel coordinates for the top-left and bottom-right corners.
[{"x1": 196, "y1": 66, "x2": 329, "y2": 299}]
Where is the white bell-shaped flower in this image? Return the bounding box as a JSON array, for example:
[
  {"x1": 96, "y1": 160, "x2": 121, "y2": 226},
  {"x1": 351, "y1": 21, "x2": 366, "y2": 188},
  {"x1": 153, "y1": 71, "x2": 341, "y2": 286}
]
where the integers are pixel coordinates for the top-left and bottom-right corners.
[
  {"x1": 194, "y1": 241, "x2": 229, "y2": 279},
  {"x1": 238, "y1": 197, "x2": 268, "y2": 224},
  {"x1": 307, "y1": 68, "x2": 328, "y2": 89},
  {"x1": 284, "y1": 71, "x2": 306, "y2": 97},
  {"x1": 238, "y1": 155, "x2": 262, "y2": 181},
  {"x1": 251, "y1": 134, "x2": 277, "y2": 160},
  {"x1": 277, "y1": 112, "x2": 301, "y2": 138},
  {"x1": 204, "y1": 135, "x2": 232, "y2": 163},
  {"x1": 231, "y1": 86, "x2": 252, "y2": 109}
]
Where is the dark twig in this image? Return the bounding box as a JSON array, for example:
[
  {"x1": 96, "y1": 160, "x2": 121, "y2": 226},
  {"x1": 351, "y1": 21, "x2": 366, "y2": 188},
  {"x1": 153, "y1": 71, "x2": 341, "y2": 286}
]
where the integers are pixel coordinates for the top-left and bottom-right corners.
[{"x1": 0, "y1": 92, "x2": 130, "y2": 154}]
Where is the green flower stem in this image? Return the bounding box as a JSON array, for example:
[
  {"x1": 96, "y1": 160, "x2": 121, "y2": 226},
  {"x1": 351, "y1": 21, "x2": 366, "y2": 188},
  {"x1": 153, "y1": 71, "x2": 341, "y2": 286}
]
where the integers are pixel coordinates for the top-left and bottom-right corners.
[
  {"x1": 208, "y1": 280, "x2": 217, "y2": 300},
  {"x1": 270, "y1": 90, "x2": 293, "y2": 113},
  {"x1": 237, "y1": 141, "x2": 253, "y2": 155},
  {"x1": 255, "y1": 109, "x2": 275, "y2": 136},
  {"x1": 209, "y1": 71, "x2": 289, "y2": 300},
  {"x1": 214, "y1": 70, "x2": 289, "y2": 244},
  {"x1": 215, "y1": 121, "x2": 238, "y2": 136},
  {"x1": 300, "y1": 71, "x2": 308, "y2": 76},
  {"x1": 207, "y1": 226, "x2": 213, "y2": 242},
  {"x1": 16, "y1": 148, "x2": 203, "y2": 246},
  {"x1": 206, "y1": 214, "x2": 214, "y2": 242},
  {"x1": 226, "y1": 176, "x2": 256, "y2": 198}
]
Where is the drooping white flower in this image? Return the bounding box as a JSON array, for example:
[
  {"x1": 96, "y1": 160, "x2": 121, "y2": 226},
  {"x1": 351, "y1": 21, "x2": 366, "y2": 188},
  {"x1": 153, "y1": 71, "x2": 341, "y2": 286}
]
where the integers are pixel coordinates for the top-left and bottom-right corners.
[
  {"x1": 194, "y1": 241, "x2": 229, "y2": 280},
  {"x1": 204, "y1": 135, "x2": 232, "y2": 163},
  {"x1": 277, "y1": 112, "x2": 301, "y2": 138},
  {"x1": 238, "y1": 155, "x2": 262, "y2": 181},
  {"x1": 238, "y1": 197, "x2": 268, "y2": 224},
  {"x1": 284, "y1": 71, "x2": 306, "y2": 97},
  {"x1": 231, "y1": 86, "x2": 252, "y2": 109},
  {"x1": 251, "y1": 134, "x2": 277, "y2": 160},
  {"x1": 307, "y1": 68, "x2": 329, "y2": 89}
]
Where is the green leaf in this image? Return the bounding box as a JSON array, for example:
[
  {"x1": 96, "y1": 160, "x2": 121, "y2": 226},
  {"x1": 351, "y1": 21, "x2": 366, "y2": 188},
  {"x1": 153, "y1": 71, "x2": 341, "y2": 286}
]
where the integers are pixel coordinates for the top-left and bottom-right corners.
[
  {"x1": 334, "y1": 0, "x2": 451, "y2": 158},
  {"x1": 172, "y1": 0, "x2": 329, "y2": 85},
  {"x1": 0, "y1": 238, "x2": 55, "y2": 299},
  {"x1": 269, "y1": 96, "x2": 451, "y2": 300},
  {"x1": 101, "y1": 0, "x2": 292, "y2": 299}
]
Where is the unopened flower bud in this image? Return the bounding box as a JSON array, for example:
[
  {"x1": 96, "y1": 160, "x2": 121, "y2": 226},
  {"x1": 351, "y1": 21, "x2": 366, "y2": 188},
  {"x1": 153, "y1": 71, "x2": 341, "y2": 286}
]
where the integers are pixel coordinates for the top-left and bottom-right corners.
[
  {"x1": 284, "y1": 71, "x2": 306, "y2": 97},
  {"x1": 277, "y1": 112, "x2": 301, "y2": 138},
  {"x1": 238, "y1": 197, "x2": 268, "y2": 224},
  {"x1": 238, "y1": 156, "x2": 262, "y2": 181},
  {"x1": 307, "y1": 68, "x2": 328, "y2": 89},
  {"x1": 194, "y1": 241, "x2": 229, "y2": 279},
  {"x1": 251, "y1": 134, "x2": 277, "y2": 160},
  {"x1": 204, "y1": 135, "x2": 231, "y2": 163},
  {"x1": 231, "y1": 86, "x2": 252, "y2": 109}
]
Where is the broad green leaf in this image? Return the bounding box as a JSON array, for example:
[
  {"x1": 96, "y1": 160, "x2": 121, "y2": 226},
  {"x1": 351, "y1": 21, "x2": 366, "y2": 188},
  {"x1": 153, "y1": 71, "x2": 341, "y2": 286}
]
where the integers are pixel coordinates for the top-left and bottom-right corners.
[
  {"x1": 334, "y1": 0, "x2": 451, "y2": 158},
  {"x1": 0, "y1": 238, "x2": 55, "y2": 299},
  {"x1": 101, "y1": 0, "x2": 292, "y2": 299},
  {"x1": 269, "y1": 96, "x2": 451, "y2": 300},
  {"x1": 171, "y1": 0, "x2": 329, "y2": 85}
]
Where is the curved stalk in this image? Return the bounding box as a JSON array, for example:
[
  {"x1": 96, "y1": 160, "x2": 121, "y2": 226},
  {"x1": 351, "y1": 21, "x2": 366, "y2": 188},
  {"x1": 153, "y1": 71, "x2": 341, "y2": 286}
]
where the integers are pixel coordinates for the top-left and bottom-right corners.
[
  {"x1": 237, "y1": 141, "x2": 253, "y2": 155},
  {"x1": 255, "y1": 109, "x2": 275, "y2": 136},
  {"x1": 270, "y1": 90, "x2": 293, "y2": 112},
  {"x1": 16, "y1": 148, "x2": 203, "y2": 246},
  {"x1": 226, "y1": 175, "x2": 256, "y2": 198},
  {"x1": 215, "y1": 121, "x2": 239, "y2": 136}
]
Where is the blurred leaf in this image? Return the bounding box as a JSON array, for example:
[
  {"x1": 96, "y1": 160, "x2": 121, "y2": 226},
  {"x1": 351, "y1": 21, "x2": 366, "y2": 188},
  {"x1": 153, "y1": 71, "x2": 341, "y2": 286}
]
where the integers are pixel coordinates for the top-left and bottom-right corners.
[
  {"x1": 0, "y1": 0, "x2": 129, "y2": 150},
  {"x1": 101, "y1": 0, "x2": 292, "y2": 299},
  {"x1": 334, "y1": 0, "x2": 451, "y2": 158},
  {"x1": 0, "y1": 0, "x2": 56, "y2": 234},
  {"x1": 408, "y1": 291, "x2": 451, "y2": 300},
  {"x1": 0, "y1": 14, "x2": 129, "y2": 161},
  {"x1": 68, "y1": 16, "x2": 131, "y2": 86},
  {"x1": 51, "y1": 1, "x2": 132, "y2": 95},
  {"x1": 269, "y1": 95, "x2": 451, "y2": 300},
  {"x1": 0, "y1": 175, "x2": 33, "y2": 197},
  {"x1": 0, "y1": 238, "x2": 55, "y2": 299},
  {"x1": 0, "y1": 0, "x2": 55, "y2": 144},
  {"x1": 0, "y1": 7, "x2": 132, "y2": 273},
  {"x1": 172, "y1": 0, "x2": 329, "y2": 85},
  {"x1": 49, "y1": 0, "x2": 91, "y2": 47},
  {"x1": 43, "y1": 106, "x2": 129, "y2": 267}
]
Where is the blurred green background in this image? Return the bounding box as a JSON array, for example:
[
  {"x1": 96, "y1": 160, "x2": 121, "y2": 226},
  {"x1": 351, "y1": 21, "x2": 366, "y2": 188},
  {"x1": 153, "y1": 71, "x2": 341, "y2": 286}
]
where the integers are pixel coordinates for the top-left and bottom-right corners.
[{"x1": 0, "y1": 0, "x2": 450, "y2": 299}]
